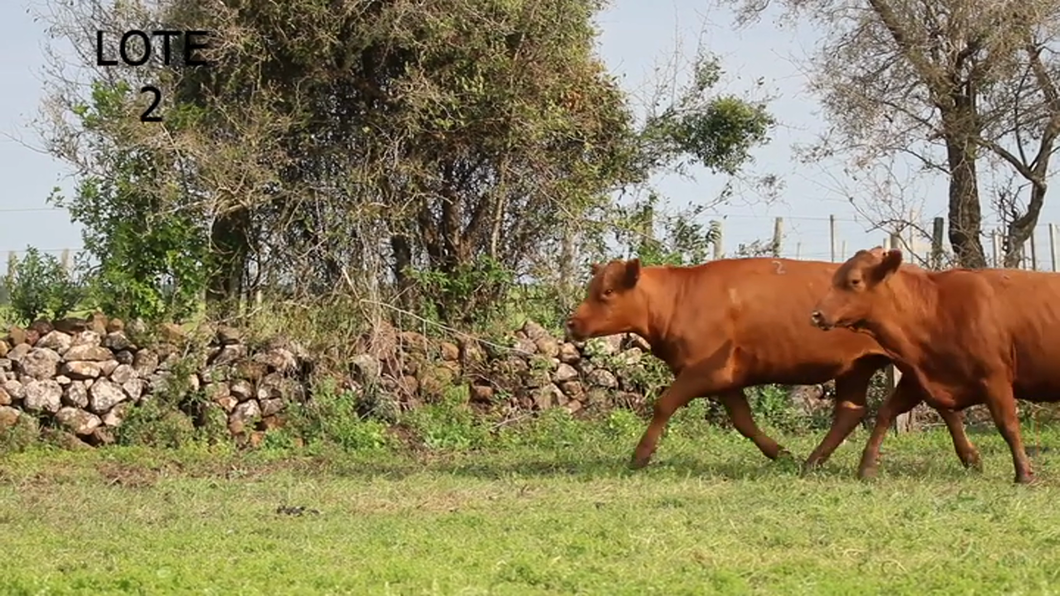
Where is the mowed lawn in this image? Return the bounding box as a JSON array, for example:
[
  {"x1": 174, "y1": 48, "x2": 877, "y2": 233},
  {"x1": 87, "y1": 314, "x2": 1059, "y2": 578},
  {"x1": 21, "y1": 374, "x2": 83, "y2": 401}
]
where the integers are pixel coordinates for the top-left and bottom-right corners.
[{"x1": 3, "y1": 408, "x2": 1060, "y2": 595}]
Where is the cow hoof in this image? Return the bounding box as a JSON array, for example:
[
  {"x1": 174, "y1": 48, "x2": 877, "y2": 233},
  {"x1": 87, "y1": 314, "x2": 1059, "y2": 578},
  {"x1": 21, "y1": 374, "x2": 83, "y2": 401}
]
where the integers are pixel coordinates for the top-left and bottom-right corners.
[
  {"x1": 1015, "y1": 473, "x2": 1036, "y2": 485},
  {"x1": 628, "y1": 455, "x2": 651, "y2": 470},
  {"x1": 857, "y1": 466, "x2": 878, "y2": 482},
  {"x1": 964, "y1": 454, "x2": 984, "y2": 473},
  {"x1": 800, "y1": 460, "x2": 822, "y2": 476},
  {"x1": 773, "y1": 449, "x2": 798, "y2": 470}
]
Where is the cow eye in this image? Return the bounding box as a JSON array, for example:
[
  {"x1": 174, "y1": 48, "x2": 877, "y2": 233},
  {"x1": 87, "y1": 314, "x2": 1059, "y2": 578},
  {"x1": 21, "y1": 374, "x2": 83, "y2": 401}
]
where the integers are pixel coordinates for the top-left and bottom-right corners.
[
  {"x1": 850, "y1": 278, "x2": 862, "y2": 288},
  {"x1": 603, "y1": 288, "x2": 614, "y2": 297}
]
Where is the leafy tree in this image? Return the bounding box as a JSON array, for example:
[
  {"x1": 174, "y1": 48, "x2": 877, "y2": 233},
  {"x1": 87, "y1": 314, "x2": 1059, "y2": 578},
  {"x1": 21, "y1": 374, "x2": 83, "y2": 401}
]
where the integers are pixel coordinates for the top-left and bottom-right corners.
[
  {"x1": 37, "y1": 0, "x2": 775, "y2": 324},
  {"x1": 47, "y1": 82, "x2": 210, "y2": 322}
]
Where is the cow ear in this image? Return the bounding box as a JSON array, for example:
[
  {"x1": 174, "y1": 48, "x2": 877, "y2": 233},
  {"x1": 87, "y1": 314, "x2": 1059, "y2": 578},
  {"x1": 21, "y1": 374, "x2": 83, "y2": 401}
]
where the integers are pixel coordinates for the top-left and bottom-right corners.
[
  {"x1": 590, "y1": 263, "x2": 602, "y2": 277},
  {"x1": 623, "y1": 258, "x2": 641, "y2": 288},
  {"x1": 872, "y1": 249, "x2": 903, "y2": 282}
]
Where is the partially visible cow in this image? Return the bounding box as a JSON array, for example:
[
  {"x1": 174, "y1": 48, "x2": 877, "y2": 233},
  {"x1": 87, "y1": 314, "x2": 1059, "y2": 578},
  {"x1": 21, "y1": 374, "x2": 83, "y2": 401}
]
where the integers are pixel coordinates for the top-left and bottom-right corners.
[
  {"x1": 811, "y1": 246, "x2": 1060, "y2": 483},
  {"x1": 565, "y1": 257, "x2": 979, "y2": 472}
]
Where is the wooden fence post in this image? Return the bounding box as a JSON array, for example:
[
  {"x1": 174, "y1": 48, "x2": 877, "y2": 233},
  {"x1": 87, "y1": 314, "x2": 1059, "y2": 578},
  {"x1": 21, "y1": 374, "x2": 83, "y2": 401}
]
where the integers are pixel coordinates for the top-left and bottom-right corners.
[
  {"x1": 772, "y1": 217, "x2": 784, "y2": 257},
  {"x1": 931, "y1": 217, "x2": 945, "y2": 269},
  {"x1": 1050, "y1": 224, "x2": 1058, "y2": 272},
  {"x1": 829, "y1": 214, "x2": 837, "y2": 262},
  {"x1": 1029, "y1": 230, "x2": 1038, "y2": 271}
]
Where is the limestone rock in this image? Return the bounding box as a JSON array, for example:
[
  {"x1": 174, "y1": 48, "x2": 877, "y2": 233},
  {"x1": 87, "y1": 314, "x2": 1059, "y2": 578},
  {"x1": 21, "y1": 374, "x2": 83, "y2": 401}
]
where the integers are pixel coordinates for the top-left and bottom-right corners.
[
  {"x1": 64, "y1": 344, "x2": 114, "y2": 362},
  {"x1": 61, "y1": 361, "x2": 103, "y2": 380},
  {"x1": 89, "y1": 379, "x2": 127, "y2": 414},
  {"x1": 56, "y1": 407, "x2": 102, "y2": 436},
  {"x1": 36, "y1": 331, "x2": 72, "y2": 354},
  {"x1": 64, "y1": 381, "x2": 90, "y2": 409},
  {"x1": 23, "y1": 380, "x2": 62, "y2": 413},
  {"x1": 18, "y1": 348, "x2": 62, "y2": 379}
]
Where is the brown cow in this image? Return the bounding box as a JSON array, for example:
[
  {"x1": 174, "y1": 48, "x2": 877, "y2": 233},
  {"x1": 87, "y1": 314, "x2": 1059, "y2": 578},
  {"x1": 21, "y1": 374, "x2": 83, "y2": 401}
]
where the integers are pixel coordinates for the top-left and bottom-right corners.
[
  {"x1": 811, "y1": 246, "x2": 1060, "y2": 484},
  {"x1": 565, "y1": 256, "x2": 980, "y2": 472}
]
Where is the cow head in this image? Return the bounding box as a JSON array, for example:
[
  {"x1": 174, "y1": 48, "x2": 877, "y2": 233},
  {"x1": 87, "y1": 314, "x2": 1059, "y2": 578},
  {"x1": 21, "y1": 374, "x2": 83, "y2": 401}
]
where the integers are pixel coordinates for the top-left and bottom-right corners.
[
  {"x1": 565, "y1": 258, "x2": 646, "y2": 341},
  {"x1": 811, "y1": 246, "x2": 903, "y2": 331}
]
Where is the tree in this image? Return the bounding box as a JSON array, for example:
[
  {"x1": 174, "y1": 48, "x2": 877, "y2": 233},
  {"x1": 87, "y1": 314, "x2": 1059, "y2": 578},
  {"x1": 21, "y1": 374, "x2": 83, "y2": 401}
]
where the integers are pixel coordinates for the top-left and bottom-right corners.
[
  {"x1": 38, "y1": 1, "x2": 213, "y2": 322},
  {"x1": 37, "y1": 0, "x2": 774, "y2": 325},
  {"x1": 729, "y1": 0, "x2": 1060, "y2": 268}
]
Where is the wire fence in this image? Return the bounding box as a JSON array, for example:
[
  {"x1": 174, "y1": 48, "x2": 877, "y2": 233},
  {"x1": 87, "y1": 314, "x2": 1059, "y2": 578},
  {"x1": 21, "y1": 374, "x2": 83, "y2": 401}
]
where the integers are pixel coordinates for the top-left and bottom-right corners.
[
  {"x1": 704, "y1": 213, "x2": 1060, "y2": 270},
  {"x1": 4, "y1": 207, "x2": 1060, "y2": 276}
]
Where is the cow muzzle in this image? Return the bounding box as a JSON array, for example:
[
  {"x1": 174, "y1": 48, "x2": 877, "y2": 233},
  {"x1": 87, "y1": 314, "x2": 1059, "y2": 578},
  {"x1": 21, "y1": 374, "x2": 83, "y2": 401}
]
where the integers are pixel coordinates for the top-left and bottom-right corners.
[
  {"x1": 810, "y1": 310, "x2": 832, "y2": 330},
  {"x1": 564, "y1": 317, "x2": 581, "y2": 342}
]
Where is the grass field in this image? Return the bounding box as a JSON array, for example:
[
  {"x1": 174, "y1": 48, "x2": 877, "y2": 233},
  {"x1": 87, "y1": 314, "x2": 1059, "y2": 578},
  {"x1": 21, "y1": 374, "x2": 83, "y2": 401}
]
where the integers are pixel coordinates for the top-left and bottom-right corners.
[{"x1": 3, "y1": 405, "x2": 1060, "y2": 595}]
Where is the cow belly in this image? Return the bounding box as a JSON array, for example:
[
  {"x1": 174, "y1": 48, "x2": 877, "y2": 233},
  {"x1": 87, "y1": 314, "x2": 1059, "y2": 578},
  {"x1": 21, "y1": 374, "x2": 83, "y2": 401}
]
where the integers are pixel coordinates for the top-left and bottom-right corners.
[
  {"x1": 735, "y1": 354, "x2": 875, "y2": 387},
  {"x1": 1014, "y1": 381, "x2": 1060, "y2": 404}
]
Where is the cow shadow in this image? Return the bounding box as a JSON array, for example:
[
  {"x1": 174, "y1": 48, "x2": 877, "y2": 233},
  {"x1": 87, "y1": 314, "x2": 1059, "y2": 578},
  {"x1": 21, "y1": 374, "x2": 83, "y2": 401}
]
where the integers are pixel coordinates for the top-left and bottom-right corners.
[
  {"x1": 318, "y1": 451, "x2": 790, "y2": 482},
  {"x1": 318, "y1": 450, "x2": 956, "y2": 483},
  {"x1": 318, "y1": 441, "x2": 1060, "y2": 483},
  {"x1": 309, "y1": 420, "x2": 1057, "y2": 483}
]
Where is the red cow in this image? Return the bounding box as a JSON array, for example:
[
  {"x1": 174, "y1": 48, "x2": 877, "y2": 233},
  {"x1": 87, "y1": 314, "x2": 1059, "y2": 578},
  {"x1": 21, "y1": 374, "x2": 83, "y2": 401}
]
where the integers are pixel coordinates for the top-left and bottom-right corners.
[
  {"x1": 811, "y1": 246, "x2": 1060, "y2": 483},
  {"x1": 565, "y1": 257, "x2": 979, "y2": 472}
]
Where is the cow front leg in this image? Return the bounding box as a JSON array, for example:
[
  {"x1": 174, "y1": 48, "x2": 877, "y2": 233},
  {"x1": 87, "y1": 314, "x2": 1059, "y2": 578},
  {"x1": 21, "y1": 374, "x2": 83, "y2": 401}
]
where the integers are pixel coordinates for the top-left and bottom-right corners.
[
  {"x1": 630, "y1": 368, "x2": 730, "y2": 469},
  {"x1": 856, "y1": 381, "x2": 922, "y2": 480},
  {"x1": 803, "y1": 368, "x2": 873, "y2": 471}
]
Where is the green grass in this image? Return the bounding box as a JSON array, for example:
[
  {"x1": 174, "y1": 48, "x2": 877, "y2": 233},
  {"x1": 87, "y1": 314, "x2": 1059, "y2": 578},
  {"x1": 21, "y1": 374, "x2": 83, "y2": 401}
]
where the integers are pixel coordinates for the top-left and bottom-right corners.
[{"x1": 3, "y1": 406, "x2": 1060, "y2": 595}]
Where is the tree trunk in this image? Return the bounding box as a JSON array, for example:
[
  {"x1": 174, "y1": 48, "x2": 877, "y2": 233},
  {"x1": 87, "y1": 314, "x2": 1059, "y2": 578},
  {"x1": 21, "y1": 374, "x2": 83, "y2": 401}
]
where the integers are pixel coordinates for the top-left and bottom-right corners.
[
  {"x1": 1003, "y1": 180, "x2": 1047, "y2": 268},
  {"x1": 206, "y1": 207, "x2": 252, "y2": 317},
  {"x1": 943, "y1": 118, "x2": 987, "y2": 269},
  {"x1": 390, "y1": 234, "x2": 413, "y2": 307}
]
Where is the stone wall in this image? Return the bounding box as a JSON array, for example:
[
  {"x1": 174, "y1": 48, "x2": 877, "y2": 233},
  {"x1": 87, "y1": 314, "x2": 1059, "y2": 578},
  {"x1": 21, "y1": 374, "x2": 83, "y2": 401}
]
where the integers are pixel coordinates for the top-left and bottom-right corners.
[
  {"x1": 0, "y1": 314, "x2": 318, "y2": 446},
  {"x1": 354, "y1": 319, "x2": 669, "y2": 416},
  {"x1": 1, "y1": 315, "x2": 720, "y2": 447}
]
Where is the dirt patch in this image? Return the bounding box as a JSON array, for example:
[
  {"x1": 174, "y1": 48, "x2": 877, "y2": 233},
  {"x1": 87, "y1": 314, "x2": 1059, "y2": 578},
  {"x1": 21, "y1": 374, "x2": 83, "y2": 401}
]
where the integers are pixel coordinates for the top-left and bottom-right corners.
[
  {"x1": 95, "y1": 462, "x2": 164, "y2": 488},
  {"x1": 386, "y1": 423, "x2": 427, "y2": 453}
]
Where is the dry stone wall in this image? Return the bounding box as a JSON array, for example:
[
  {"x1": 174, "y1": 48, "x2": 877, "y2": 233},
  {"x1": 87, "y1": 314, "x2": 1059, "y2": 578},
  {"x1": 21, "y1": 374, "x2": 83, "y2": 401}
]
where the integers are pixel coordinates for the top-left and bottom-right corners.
[
  {"x1": 356, "y1": 319, "x2": 664, "y2": 416},
  {"x1": 0, "y1": 315, "x2": 837, "y2": 448},
  {"x1": 0, "y1": 314, "x2": 314, "y2": 447}
]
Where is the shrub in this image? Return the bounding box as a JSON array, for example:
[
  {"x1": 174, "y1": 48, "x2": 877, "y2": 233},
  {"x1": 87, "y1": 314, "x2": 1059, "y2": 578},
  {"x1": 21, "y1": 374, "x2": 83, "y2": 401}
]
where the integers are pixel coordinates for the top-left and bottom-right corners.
[{"x1": 1, "y1": 247, "x2": 85, "y2": 324}]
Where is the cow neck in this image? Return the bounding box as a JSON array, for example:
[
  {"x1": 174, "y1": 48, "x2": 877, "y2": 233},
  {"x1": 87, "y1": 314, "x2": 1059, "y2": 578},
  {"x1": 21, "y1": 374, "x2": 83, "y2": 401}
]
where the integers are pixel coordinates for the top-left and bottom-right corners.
[
  {"x1": 864, "y1": 269, "x2": 938, "y2": 368},
  {"x1": 633, "y1": 268, "x2": 678, "y2": 366}
]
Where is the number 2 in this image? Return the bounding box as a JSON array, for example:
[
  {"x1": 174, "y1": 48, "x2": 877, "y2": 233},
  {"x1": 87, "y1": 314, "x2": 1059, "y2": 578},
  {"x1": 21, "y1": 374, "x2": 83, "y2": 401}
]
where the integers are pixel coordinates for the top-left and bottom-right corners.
[{"x1": 140, "y1": 85, "x2": 162, "y2": 122}]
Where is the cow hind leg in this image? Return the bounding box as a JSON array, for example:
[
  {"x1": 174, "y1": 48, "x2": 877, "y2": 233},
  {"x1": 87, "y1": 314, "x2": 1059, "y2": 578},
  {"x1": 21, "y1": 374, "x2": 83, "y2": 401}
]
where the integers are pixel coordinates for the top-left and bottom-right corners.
[
  {"x1": 718, "y1": 390, "x2": 790, "y2": 461},
  {"x1": 630, "y1": 366, "x2": 734, "y2": 470},
  {"x1": 981, "y1": 381, "x2": 1034, "y2": 484}
]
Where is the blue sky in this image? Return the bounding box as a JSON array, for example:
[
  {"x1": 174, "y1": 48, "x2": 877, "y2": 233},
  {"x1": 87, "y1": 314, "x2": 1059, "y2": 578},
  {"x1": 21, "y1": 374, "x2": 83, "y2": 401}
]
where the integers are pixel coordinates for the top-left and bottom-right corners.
[{"x1": 1, "y1": 0, "x2": 1057, "y2": 269}]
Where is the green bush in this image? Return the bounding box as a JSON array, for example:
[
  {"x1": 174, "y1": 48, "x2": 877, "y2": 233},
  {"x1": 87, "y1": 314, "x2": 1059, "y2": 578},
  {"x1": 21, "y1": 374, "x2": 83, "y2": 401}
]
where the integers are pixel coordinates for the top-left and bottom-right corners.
[
  {"x1": 1, "y1": 247, "x2": 86, "y2": 324},
  {"x1": 283, "y1": 378, "x2": 394, "y2": 452},
  {"x1": 400, "y1": 385, "x2": 492, "y2": 451}
]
